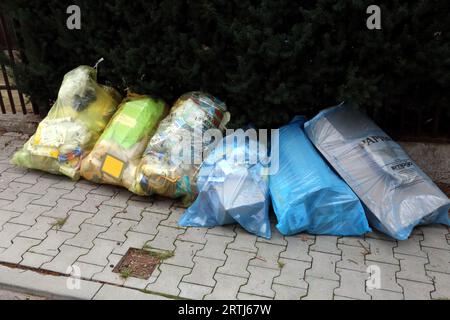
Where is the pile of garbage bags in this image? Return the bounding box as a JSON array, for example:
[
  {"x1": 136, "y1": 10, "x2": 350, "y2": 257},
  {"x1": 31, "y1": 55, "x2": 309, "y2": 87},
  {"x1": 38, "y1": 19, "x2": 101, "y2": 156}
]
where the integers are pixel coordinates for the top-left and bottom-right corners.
[
  {"x1": 12, "y1": 66, "x2": 121, "y2": 179},
  {"x1": 304, "y1": 103, "x2": 450, "y2": 240},
  {"x1": 179, "y1": 131, "x2": 271, "y2": 238},
  {"x1": 135, "y1": 92, "x2": 230, "y2": 206},
  {"x1": 12, "y1": 65, "x2": 449, "y2": 240},
  {"x1": 80, "y1": 94, "x2": 168, "y2": 193}
]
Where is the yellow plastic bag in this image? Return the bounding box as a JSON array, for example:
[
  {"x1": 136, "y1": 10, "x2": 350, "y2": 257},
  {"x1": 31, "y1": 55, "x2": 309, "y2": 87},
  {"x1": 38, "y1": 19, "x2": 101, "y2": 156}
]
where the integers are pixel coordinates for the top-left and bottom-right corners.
[
  {"x1": 12, "y1": 66, "x2": 121, "y2": 179},
  {"x1": 135, "y1": 92, "x2": 230, "y2": 205},
  {"x1": 80, "y1": 93, "x2": 168, "y2": 193}
]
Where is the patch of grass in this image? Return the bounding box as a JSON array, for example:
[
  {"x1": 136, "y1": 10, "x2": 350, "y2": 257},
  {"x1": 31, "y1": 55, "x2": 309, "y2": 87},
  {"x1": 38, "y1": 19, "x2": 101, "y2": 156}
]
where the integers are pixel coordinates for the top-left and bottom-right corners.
[
  {"x1": 119, "y1": 267, "x2": 133, "y2": 279},
  {"x1": 278, "y1": 261, "x2": 285, "y2": 269},
  {"x1": 142, "y1": 244, "x2": 174, "y2": 261},
  {"x1": 52, "y1": 217, "x2": 68, "y2": 229}
]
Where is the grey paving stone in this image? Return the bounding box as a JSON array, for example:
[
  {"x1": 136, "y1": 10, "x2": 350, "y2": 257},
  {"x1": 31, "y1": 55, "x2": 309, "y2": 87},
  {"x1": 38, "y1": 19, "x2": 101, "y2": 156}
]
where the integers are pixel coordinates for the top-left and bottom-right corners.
[
  {"x1": 0, "y1": 210, "x2": 20, "y2": 231},
  {"x1": 113, "y1": 231, "x2": 155, "y2": 255},
  {"x1": 195, "y1": 234, "x2": 233, "y2": 261},
  {"x1": 123, "y1": 272, "x2": 159, "y2": 290},
  {"x1": 92, "y1": 253, "x2": 126, "y2": 286},
  {"x1": 126, "y1": 199, "x2": 153, "y2": 211},
  {"x1": 165, "y1": 240, "x2": 203, "y2": 268},
  {"x1": 338, "y1": 236, "x2": 369, "y2": 248},
  {"x1": 3, "y1": 192, "x2": 41, "y2": 212},
  {"x1": 61, "y1": 187, "x2": 91, "y2": 201},
  {"x1": 42, "y1": 198, "x2": 82, "y2": 219},
  {"x1": 237, "y1": 292, "x2": 272, "y2": 300},
  {"x1": 97, "y1": 218, "x2": 137, "y2": 243},
  {"x1": 0, "y1": 236, "x2": 41, "y2": 264},
  {"x1": 305, "y1": 251, "x2": 340, "y2": 281},
  {"x1": 250, "y1": 242, "x2": 285, "y2": 270},
  {"x1": 146, "y1": 263, "x2": 191, "y2": 296},
  {"x1": 73, "y1": 194, "x2": 111, "y2": 214},
  {"x1": 0, "y1": 223, "x2": 30, "y2": 248},
  {"x1": 273, "y1": 284, "x2": 307, "y2": 300},
  {"x1": 94, "y1": 284, "x2": 167, "y2": 300},
  {"x1": 116, "y1": 203, "x2": 144, "y2": 221},
  {"x1": 179, "y1": 282, "x2": 212, "y2": 300},
  {"x1": 73, "y1": 262, "x2": 107, "y2": 280},
  {"x1": 207, "y1": 225, "x2": 237, "y2": 238},
  {"x1": 52, "y1": 179, "x2": 76, "y2": 191},
  {"x1": 205, "y1": 273, "x2": 247, "y2": 300},
  {"x1": 227, "y1": 226, "x2": 257, "y2": 253},
  {"x1": 89, "y1": 184, "x2": 118, "y2": 196},
  {"x1": 85, "y1": 205, "x2": 122, "y2": 227},
  {"x1": 365, "y1": 230, "x2": 398, "y2": 242},
  {"x1": 19, "y1": 216, "x2": 55, "y2": 240},
  {"x1": 160, "y1": 207, "x2": 186, "y2": 229},
  {"x1": 14, "y1": 171, "x2": 42, "y2": 185},
  {"x1": 396, "y1": 253, "x2": 433, "y2": 284},
  {"x1": 240, "y1": 265, "x2": 279, "y2": 298},
  {"x1": 102, "y1": 189, "x2": 132, "y2": 208},
  {"x1": 302, "y1": 277, "x2": 339, "y2": 300},
  {"x1": 184, "y1": 256, "x2": 224, "y2": 287},
  {"x1": 32, "y1": 188, "x2": 70, "y2": 207},
  {"x1": 146, "y1": 225, "x2": 184, "y2": 251},
  {"x1": 30, "y1": 230, "x2": 74, "y2": 256},
  {"x1": 280, "y1": 234, "x2": 314, "y2": 262},
  {"x1": 397, "y1": 279, "x2": 434, "y2": 300},
  {"x1": 42, "y1": 245, "x2": 89, "y2": 274},
  {"x1": 335, "y1": 268, "x2": 371, "y2": 300},
  {"x1": 310, "y1": 236, "x2": 341, "y2": 255},
  {"x1": 9, "y1": 204, "x2": 49, "y2": 226},
  {"x1": 23, "y1": 177, "x2": 61, "y2": 195},
  {"x1": 420, "y1": 225, "x2": 450, "y2": 250},
  {"x1": 337, "y1": 244, "x2": 367, "y2": 272},
  {"x1": 423, "y1": 247, "x2": 450, "y2": 274},
  {"x1": 366, "y1": 238, "x2": 399, "y2": 265},
  {"x1": 65, "y1": 223, "x2": 107, "y2": 249},
  {"x1": 146, "y1": 197, "x2": 174, "y2": 214},
  {"x1": 428, "y1": 271, "x2": 450, "y2": 300},
  {"x1": 368, "y1": 289, "x2": 403, "y2": 300},
  {"x1": 274, "y1": 258, "x2": 309, "y2": 289},
  {"x1": 0, "y1": 172, "x2": 25, "y2": 191},
  {"x1": 178, "y1": 227, "x2": 208, "y2": 244},
  {"x1": 78, "y1": 238, "x2": 118, "y2": 266},
  {"x1": 257, "y1": 225, "x2": 287, "y2": 246},
  {"x1": 131, "y1": 211, "x2": 167, "y2": 235},
  {"x1": 57, "y1": 211, "x2": 93, "y2": 234},
  {"x1": 367, "y1": 261, "x2": 402, "y2": 293},
  {"x1": 217, "y1": 249, "x2": 255, "y2": 278},
  {"x1": 21, "y1": 252, "x2": 54, "y2": 269},
  {"x1": 394, "y1": 234, "x2": 427, "y2": 257}
]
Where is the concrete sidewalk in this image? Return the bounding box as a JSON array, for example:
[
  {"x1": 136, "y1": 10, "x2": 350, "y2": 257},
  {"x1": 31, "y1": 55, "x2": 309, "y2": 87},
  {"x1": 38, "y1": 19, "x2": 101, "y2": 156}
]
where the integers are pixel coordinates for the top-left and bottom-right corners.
[{"x1": 0, "y1": 131, "x2": 449, "y2": 300}]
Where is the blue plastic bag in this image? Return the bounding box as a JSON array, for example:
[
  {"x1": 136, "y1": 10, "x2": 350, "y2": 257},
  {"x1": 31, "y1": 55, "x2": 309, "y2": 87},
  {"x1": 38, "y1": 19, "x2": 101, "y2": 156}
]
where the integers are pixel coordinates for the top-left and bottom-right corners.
[
  {"x1": 269, "y1": 117, "x2": 371, "y2": 236},
  {"x1": 305, "y1": 103, "x2": 450, "y2": 240},
  {"x1": 179, "y1": 131, "x2": 271, "y2": 238}
]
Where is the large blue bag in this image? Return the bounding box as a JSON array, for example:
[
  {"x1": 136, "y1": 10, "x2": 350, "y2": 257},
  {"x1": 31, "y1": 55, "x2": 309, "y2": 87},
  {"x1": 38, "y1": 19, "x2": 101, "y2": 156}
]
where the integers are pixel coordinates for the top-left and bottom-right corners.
[
  {"x1": 179, "y1": 131, "x2": 271, "y2": 238},
  {"x1": 269, "y1": 117, "x2": 370, "y2": 236},
  {"x1": 305, "y1": 103, "x2": 450, "y2": 240}
]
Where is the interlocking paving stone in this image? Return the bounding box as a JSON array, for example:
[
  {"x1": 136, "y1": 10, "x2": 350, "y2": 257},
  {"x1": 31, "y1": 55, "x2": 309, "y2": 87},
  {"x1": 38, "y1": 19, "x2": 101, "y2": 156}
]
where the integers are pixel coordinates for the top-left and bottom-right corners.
[
  {"x1": 305, "y1": 251, "x2": 340, "y2": 281},
  {"x1": 428, "y1": 271, "x2": 450, "y2": 300},
  {"x1": 97, "y1": 218, "x2": 137, "y2": 243},
  {"x1": 0, "y1": 173, "x2": 25, "y2": 191},
  {"x1": 21, "y1": 252, "x2": 54, "y2": 269},
  {"x1": 160, "y1": 207, "x2": 186, "y2": 229},
  {"x1": 78, "y1": 238, "x2": 118, "y2": 266},
  {"x1": 0, "y1": 223, "x2": 30, "y2": 248},
  {"x1": 302, "y1": 277, "x2": 339, "y2": 300},
  {"x1": 146, "y1": 263, "x2": 191, "y2": 296},
  {"x1": 0, "y1": 237, "x2": 41, "y2": 264},
  {"x1": 367, "y1": 261, "x2": 402, "y2": 293},
  {"x1": 145, "y1": 225, "x2": 184, "y2": 251},
  {"x1": 19, "y1": 216, "x2": 55, "y2": 240},
  {"x1": 423, "y1": 247, "x2": 450, "y2": 274},
  {"x1": 51, "y1": 179, "x2": 76, "y2": 190},
  {"x1": 367, "y1": 289, "x2": 403, "y2": 300},
  {"x1": 131, "y1": 211, "x2": 166, "y2": 235},
  {"x1": 240, "y1": 265, "x2": 279, "y2": 298},
  {"x1": 207, "y1": 225, "x2": 237, "y2": 238},
  {"x1": 73, "y1": 194, "x2": 111, "y2": 214},
  {"x1": 394, "y1": 234, "x2": 427, "y2": 257},
  {"x1": 178, "y1": 227, "x2": 208, "y2": 244},
  {"x1": 23, "y1": 177, "x2": 61, "y2": 195},
  {"x1": 30, "y1": 230, "x2": 74, "y2": 256},
  {"x1": 237, "y1": 293, "x2": 272, "y2": 300},
  {"x1": 9, "y1": 204, "x2": 50, "y2": 226},
  {"x1": 196, "y1": 234, "x2": 234, "y2": 261},
  {"x1": 273, "y1": 284, "x2": 307, "y2": 300},
  {"x1": 310, "y1": 236, "x2": 341, "y2": 255},
  {"x1": 179, "y1": 282, "x2": 212, "y2": 300},
  {"x1": 335, "y1": 268, "x2": 371, "y2": 300},
  {"x1": 420, "y1": 225, "x2": 450, "y2": 250},
  {"x1": 102, "y1": 190, "x2": 132, "y2": 208},
  {"x1": 184, "y1": 256, "x2": 224, "y2": 287},
  {"x1": 337, "y1": 244, "x2": 367, "y2": 272},
  {"x1": 280, "y1": 234, "x2": 313, "y2": 262},
  {"x1": 0, "y1": 182, "x2": 32, "y2": 201},
  {"x1": 73, "y1": 262, "x2": 106, "y2": 280},
  {"x1": 56, "y1": 211, "x2": 93, "y2": 234},
  {"x1": 94, "y1": 284, "x2": 167, "y2": 300},
  {"x1": 227, "y1": 227, "x2": 257, "y2": 253},
  {"x1": 165, "y1": 240, "x2": 203, "y2": 268},
  {"x1": 14, "y1": 171, "x2": 42, "y2": 185},
  {"x1": 257, "y1": 225, "x2": 287, "y2": 246},
  {"x1": 65, "y1": 223, "x2": 107, "y2": 249},
  {"x1": 116, "y1": 204, "x2": 144, "y2": 221},
  {"x1": 42, "y1": 244, "x2": 89, "y2": 274},
  {"x1": 61, "y1": 187, "x2": 91, "y2": 202},
  {"x1": 205, "y1": 273, "x2": 247, "y2": 300},
  {"x1": 146, "y1": 197, "x2": 174, "y2": 215},
  {"x1": 366, "y1": 238, "x2": 399, "y2": 265},
  {"x1": 112, "y1": 231, "x2": 155, "y2": 255},
  {"x1": 85, "y1": 205, "x2": 123, "y2": 227},
  {"x1": 217, "y1": 249, "x2": 255, "y2": 278},
  {"x1": 396, "y1": 253, "x2": 433, "y2": 284},
  {"x1": 89, "y1": 184, "x2": 117, "y2": 197},
  {"x1": 42, "y1": 198, "x2": 82, "y2": 219},
  {"x1": 250, "y1": 242, "x2": 285, "y2": 270},
  {"x1": 0, "y1": 210, "x2": 20, "y2": 230},
  {"x1": 273, "y1": 258, "x2": 309, "y2": 289},
  {"x1": 92, "y1": 254, "x2": 126, "y2": 286},
  {"x1": 3, "y1": 192, "x2": 41, "y2": 212},
  {"x1": 397, "y1": 279, "x2": 434, "y2": 300},
  {"x1": 32, "y1": 188, "x2": 70, "y2": 207}
]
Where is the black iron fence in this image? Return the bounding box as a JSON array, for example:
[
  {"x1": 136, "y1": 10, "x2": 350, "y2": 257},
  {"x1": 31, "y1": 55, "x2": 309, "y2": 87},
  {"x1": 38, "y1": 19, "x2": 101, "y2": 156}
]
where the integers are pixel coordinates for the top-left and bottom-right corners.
[{"x1": 0, "y1": 13, "x2": 38, "y2": 115}]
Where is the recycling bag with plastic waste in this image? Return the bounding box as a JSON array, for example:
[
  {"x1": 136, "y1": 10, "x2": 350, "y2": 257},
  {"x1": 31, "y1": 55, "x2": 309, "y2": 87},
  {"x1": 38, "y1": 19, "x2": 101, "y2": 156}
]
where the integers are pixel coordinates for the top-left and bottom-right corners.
[
  {"x1": 179, "y1": 131, "x2": 271, "y2": 238},
  {"x1": 269, "y1": 117, "x2": 370, "y2": 236},
  {"x1": 304, "y1": 103, "x2": 450, "y2": 240},
  {"x1": 135, "y1": 92, "x2": 230, "y2": 205},
  {"x1": 12, "y1": 66, "x2": 121, "y2": 179},
  {"x1": 80, "y1": 94, "x2": 168, "y2": 193}
]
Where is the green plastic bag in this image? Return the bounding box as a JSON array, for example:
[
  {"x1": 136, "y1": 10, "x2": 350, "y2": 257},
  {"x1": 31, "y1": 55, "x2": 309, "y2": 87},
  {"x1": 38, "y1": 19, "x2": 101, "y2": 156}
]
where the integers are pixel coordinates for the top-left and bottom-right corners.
[
  {"x1": 11, "y1": 66, "x2": 122, "y2": 179},
  {"x1": 80, "y1": 94, "x2": 168, "y2": 193}
]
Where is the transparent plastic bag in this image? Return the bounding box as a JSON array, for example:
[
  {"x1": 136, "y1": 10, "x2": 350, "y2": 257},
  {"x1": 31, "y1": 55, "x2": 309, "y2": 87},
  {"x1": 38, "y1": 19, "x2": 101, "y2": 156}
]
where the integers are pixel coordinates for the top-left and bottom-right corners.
[
  {"x1": 179, "y1": 131, "x2": 271, "y2": 238},
  {"x1": 135, "y1": 92, "x2": 230, "y2": 205},
  {"x1": 304, "y1": 103, "x2": 450, "y2": 240},
  {"x1": 12, "y1": 65, "x2": 121, "y2": 179},
  {"x1": 269, "y1": 117, "x2": 370, "y2": 236},
  {"x1": 80, "y1": 93, "x2": 168, "y2": 193}
]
